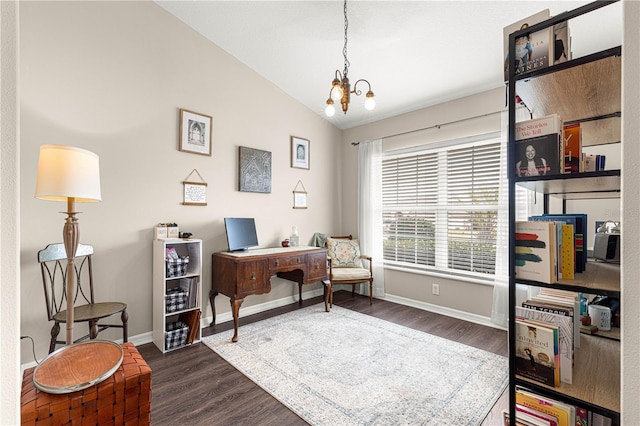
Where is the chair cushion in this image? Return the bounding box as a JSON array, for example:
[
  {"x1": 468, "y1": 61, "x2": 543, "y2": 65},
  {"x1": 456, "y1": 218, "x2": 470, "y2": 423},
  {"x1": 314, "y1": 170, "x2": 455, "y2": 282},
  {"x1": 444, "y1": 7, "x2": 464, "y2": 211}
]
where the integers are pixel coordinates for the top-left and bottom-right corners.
[
  {"x1": 326, "y1": 237, "x2": 363, "y2": 268},
  {"x1": 330, "y1": 267, "x2": 371, "y2": 280}
]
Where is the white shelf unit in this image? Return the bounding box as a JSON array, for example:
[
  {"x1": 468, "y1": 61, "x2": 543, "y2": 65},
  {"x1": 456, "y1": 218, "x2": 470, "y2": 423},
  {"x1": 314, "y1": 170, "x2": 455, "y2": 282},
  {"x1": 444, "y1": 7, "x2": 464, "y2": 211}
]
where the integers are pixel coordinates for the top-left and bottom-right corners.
[
  {"x1": 507, "y1": 1, "x2": 621, "y2": 424},
  {"x1": 153, "y1": 238, "x2": 202, "y2": 353}
]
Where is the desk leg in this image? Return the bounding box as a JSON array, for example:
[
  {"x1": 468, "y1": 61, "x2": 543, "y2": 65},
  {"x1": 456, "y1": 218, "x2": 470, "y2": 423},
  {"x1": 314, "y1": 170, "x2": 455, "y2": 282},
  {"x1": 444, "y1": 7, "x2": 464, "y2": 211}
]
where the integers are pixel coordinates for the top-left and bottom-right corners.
[
  {"x1": 230, "y1": 297, "x2": 244, "y2": 343},
  {"x1": 209, "y1": 290, "x2": 219, "y2": 327},
  {"x1": 298, "y1": 283, "x2": 304, "y2": 305}
]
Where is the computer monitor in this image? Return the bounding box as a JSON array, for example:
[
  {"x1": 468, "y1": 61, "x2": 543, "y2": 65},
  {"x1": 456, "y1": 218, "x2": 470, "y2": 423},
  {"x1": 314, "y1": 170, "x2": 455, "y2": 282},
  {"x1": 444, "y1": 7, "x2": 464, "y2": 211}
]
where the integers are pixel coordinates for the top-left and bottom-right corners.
[{"x1": 224, "y1": 218, "x2": 259, "y2": 252}]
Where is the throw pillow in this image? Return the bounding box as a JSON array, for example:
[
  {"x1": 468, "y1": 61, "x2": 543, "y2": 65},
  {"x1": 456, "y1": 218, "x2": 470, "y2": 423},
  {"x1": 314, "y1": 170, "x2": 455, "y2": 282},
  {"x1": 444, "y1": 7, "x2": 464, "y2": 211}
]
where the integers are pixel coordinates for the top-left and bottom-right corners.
[{"x1": 326, "y1": 237, "x2": 363, "y2": 268}]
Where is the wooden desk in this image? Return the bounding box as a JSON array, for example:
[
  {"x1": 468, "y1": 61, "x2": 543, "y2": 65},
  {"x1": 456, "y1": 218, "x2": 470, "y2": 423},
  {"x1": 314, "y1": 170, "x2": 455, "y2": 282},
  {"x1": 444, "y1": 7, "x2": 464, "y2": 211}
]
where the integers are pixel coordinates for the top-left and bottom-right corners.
[{"x1": 210, "y1": 246, "x2": 328, "y2": 342}]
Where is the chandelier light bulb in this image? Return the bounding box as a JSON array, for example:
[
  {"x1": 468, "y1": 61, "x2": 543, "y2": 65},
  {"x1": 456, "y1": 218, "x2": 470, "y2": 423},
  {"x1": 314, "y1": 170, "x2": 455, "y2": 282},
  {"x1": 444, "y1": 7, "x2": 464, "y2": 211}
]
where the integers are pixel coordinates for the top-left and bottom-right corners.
[
  {"x1": 364, "y1": 93, "x2": 376, "y2": 111},
  {"x1": 330, "y1": 85, "x2": 343, "y2": 102},
  {"x1": 325, "y1": 100, "x2": 336, "y2": 117}
]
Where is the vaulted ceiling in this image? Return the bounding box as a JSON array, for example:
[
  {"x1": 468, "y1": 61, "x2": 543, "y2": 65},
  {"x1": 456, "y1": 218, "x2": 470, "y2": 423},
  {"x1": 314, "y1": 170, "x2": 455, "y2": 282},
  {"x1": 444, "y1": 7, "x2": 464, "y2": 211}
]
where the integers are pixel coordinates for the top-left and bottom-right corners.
[{"x1": 156, "y1": 1, "x2": 622, "y2": 130}]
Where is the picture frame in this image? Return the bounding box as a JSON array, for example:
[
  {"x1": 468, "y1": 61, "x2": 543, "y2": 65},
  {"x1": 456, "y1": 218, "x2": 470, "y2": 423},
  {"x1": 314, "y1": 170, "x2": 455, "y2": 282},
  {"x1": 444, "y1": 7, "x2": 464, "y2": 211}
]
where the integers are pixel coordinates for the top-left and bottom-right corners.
[
  {"x1": 183, "y1": 182, "x2": 207, "y2": 206},
  {"x1": 179, "y1": 109, "x2": 213, "y2": 156},
  {"x1": 239, "y1": 146, "x2": 272, "y2": 193},
  {"x1": 293, "y1": 191, "x2": 307, "y2": 209},
  {"x1": 293, "y1": 180, "x2": 307, "y2": 209},
  {"x1": 291, "y1": 136, "x2": 310, "y2": 170}
]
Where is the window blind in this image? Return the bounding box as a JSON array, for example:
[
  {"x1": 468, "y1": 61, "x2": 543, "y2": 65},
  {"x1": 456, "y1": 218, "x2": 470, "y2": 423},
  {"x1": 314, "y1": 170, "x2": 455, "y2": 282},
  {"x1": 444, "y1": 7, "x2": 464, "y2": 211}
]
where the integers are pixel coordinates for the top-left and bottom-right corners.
[{"x1": 382, "y1": 138, "x2": 501, "y2": 277}]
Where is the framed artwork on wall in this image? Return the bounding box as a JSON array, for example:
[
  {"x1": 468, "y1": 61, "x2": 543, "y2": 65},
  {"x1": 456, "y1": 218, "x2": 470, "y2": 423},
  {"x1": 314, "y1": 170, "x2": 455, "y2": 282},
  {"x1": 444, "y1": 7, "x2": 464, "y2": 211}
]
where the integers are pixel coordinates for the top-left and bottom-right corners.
[
  {"x1": 179, "y1": 109, "x2": 213, "y2": 156},
  {"x1": 291, "y1": 136, "x2": 310, "y2": 170},
  {"x1": 239, "y1": 146, "x2": 272, "y2": 193}
]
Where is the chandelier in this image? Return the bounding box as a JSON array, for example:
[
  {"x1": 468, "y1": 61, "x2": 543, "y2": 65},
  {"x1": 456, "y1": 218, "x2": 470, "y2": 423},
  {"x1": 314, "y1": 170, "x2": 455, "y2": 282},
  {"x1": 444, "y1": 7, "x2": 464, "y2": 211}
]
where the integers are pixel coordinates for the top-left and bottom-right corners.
[{"x1": 324, "y1": 0, "x2": 375, "y2": 117}]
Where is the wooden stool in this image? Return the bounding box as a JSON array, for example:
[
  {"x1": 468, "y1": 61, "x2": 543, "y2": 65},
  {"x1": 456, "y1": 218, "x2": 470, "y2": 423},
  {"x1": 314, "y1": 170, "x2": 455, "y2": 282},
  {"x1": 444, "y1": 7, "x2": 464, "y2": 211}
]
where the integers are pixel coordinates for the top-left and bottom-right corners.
[{"x1": 21, "y1": 342, "x2": 151, "y2": 425}]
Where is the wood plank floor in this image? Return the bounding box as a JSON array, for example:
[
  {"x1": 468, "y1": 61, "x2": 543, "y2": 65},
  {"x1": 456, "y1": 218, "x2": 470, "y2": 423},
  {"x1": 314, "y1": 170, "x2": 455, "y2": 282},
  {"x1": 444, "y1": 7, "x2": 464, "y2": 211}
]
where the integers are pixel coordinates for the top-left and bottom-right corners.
[{"x1": 137, "y1": 291, "x2": 508, "y2": 425}]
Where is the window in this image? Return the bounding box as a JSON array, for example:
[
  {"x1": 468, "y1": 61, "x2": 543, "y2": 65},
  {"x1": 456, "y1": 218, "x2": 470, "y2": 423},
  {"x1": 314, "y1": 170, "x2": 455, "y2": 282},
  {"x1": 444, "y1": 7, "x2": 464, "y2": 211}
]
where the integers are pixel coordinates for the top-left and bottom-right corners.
[{"x1": 382, "y1": 136, "x2": 501, "y2": 278}]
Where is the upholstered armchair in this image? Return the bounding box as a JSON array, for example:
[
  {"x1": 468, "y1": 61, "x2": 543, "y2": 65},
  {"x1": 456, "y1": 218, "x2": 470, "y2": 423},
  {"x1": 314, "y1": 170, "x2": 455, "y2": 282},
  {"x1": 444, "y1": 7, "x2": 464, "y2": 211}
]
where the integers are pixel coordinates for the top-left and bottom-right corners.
[{"x1": 326, "y1": 236, "x2": 373, "y2": 307}]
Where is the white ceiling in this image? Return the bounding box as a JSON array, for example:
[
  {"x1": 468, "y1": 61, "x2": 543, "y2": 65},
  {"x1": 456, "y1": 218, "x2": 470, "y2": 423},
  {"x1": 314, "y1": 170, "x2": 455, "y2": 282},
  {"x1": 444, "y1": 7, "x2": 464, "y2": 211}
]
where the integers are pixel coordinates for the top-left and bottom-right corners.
[{"x1": 155, "y1": 1, "x2": 622, "y2": 130}]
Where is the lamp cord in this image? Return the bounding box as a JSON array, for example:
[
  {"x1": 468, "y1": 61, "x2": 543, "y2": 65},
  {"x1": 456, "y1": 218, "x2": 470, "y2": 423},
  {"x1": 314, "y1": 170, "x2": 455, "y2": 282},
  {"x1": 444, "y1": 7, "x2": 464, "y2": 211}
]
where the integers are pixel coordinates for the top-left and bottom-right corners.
[
  {"x1": 21, "y1": 335, "x2": 40, "y2": 365},
  {"x1": 342, "y1": 0, "x2": 350, "y2": 78}
]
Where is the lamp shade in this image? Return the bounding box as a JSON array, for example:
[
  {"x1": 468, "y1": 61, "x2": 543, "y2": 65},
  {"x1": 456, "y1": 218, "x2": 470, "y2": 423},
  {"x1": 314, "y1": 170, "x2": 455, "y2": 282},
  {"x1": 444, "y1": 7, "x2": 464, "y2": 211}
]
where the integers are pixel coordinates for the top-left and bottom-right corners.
[{"x1": 35, "y1": 144, "x2": 102, "y2": 202}]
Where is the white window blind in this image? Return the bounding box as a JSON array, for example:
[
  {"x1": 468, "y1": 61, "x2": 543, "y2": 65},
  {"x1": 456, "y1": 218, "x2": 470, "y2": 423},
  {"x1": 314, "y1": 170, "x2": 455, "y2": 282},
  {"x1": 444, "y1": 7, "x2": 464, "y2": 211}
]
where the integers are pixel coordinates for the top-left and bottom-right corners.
[{"x1": 382, "y1": 137, "x2": 501, "y2": 277}]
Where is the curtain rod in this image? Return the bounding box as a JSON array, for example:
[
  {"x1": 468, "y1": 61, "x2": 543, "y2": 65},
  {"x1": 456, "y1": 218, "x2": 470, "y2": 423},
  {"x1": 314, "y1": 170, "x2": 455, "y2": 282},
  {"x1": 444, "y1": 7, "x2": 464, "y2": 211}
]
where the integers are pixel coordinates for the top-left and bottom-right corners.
[{"x1": 351, "y1": 109, "x2": 505, "y2": 146}]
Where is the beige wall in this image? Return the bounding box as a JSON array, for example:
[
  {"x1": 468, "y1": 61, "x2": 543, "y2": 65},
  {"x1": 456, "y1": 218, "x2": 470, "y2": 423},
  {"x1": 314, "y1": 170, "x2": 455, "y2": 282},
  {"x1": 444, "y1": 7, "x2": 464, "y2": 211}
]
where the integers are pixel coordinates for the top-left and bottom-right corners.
[{"x1": 19, "y1": 1, "x2": 342, "y2": 363}]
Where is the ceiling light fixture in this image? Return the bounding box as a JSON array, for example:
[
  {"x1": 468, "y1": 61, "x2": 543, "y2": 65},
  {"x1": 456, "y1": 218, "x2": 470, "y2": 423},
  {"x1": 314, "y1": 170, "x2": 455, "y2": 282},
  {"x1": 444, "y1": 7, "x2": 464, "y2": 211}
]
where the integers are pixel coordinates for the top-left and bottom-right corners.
[{"x1": 325, "y1": 0, "x2": 375, "y2": 117}]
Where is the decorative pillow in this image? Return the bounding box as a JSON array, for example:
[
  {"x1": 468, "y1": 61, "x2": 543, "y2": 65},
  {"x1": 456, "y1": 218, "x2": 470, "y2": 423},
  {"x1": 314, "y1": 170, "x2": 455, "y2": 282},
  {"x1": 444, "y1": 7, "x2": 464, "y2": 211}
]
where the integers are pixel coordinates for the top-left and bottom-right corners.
[{"x1": 326, "y1": 237, "x2": 363, "y2": 268}]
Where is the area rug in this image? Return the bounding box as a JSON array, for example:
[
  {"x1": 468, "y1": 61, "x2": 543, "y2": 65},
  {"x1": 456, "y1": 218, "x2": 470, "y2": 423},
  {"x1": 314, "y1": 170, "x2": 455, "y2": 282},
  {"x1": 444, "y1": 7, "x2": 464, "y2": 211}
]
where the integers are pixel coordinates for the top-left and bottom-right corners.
[{"x1": 202, "y1": 304, "x2": 508, "y2": 426}]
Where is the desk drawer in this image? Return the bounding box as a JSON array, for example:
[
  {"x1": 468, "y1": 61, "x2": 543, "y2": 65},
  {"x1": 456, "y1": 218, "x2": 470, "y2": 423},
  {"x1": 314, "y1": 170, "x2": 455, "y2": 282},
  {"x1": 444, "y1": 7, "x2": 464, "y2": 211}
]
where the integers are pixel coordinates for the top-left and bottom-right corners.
[
  {"x1": 269, "y1": 255, "x2": 304, "y2": 272},
  {"x1": 306, "y1": 252, "x2": 328, "y2": 282},
  {"x1": 237, "y1": 260, "x2": 268, "y2": 293}
]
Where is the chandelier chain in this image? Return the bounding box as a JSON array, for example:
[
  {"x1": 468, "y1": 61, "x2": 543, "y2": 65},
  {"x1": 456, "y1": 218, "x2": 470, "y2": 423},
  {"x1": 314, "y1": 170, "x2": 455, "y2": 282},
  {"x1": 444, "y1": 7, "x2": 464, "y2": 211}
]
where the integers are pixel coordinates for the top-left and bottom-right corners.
[{"x1": 342, "y1": 0, "x2": 350, "y2": 78}]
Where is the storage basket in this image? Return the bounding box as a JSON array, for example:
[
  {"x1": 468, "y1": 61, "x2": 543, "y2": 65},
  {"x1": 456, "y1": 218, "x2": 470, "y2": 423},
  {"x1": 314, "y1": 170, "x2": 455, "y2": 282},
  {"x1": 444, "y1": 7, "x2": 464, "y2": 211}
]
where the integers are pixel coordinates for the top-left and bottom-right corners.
[
  {"x1": 165, "y1": 321, "x2": 189, "y2": 350},
  {"x1": 165, "y1": 288, "x2": 188, "y2": 313},
  {"x1": 166, "y1": 256, "x2": 189, "y2": 277}
]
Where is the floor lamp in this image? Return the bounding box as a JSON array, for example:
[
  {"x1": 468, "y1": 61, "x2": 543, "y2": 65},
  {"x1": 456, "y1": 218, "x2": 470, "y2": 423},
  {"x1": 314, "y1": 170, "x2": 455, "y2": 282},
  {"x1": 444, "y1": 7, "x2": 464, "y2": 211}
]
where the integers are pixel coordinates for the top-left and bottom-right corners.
[{"x1": 35, "y1": 144, "x2": 102, "y2": 345}]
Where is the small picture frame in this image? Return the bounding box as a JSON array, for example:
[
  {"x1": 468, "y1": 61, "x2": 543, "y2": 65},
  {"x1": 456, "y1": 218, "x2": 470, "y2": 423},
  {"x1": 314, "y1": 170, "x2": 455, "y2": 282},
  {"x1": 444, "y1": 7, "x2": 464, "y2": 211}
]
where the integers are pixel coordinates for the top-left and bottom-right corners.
[
  {"x1": 291, "y1": 136, "x2": 310, "y2": 170},
  {"x1": 179, "y1": 109, "x2": 213, "y2": 156},
  {"x1": 293, "y1": 191, "x2": 307, "y2": 209},
  {"x1": 183, "y1": 182, "x2": 207, "y2": 206}
]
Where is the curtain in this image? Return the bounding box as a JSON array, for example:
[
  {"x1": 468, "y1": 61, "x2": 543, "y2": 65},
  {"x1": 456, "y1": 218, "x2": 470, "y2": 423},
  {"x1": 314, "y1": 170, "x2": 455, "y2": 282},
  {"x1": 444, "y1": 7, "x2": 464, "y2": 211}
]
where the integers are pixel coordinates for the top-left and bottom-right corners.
[
  {"x1": 357, "y1": 139, "x2": 385, "y2": 298},
  {"x1": 491, "y1": 108, "x2": 532, "y2": 328}
]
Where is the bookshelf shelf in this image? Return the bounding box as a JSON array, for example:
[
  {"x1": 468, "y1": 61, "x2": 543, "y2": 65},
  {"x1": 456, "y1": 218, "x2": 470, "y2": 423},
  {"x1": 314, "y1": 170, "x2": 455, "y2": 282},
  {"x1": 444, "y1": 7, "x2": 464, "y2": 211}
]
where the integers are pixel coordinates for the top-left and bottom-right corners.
[
  {"x1": 153, "y1": 238, "x2": 203, "y2": 353},
  {"x1": 508, "y1": 1, "x2": 621, "y2": 424},
  {"x1": 517, "y1": 333, "x2": 620, "y2": 414}
]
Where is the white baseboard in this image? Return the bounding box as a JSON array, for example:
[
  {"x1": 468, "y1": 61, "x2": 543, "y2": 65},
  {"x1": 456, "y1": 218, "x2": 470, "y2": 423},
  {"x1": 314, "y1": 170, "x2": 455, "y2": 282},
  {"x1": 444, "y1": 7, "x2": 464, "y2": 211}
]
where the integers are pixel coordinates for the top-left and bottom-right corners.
[{"x1": 382, "y1": 294, "x2": 504, "y2": 330}]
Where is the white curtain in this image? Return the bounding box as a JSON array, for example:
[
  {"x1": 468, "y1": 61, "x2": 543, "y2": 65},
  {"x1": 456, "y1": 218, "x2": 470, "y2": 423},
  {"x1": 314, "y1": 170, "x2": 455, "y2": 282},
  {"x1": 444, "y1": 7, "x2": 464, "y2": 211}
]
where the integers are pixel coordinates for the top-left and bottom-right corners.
[
  {"x1": 491, "y1": 110, "x2": 511, "y2": 328},
  {"x1": 491, "y1": 108, "x2": 532, "y2": 328},
  {"x1": 357, "y1": 139, "x2": 385, "y2": 298}
]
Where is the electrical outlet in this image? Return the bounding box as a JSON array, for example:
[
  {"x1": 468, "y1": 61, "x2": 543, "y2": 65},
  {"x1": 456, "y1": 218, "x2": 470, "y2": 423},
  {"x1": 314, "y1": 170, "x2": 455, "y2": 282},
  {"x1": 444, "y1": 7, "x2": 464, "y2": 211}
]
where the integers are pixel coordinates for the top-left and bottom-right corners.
[{"x1": 432, "y1": 283, "x2": 440, "y2": 295}]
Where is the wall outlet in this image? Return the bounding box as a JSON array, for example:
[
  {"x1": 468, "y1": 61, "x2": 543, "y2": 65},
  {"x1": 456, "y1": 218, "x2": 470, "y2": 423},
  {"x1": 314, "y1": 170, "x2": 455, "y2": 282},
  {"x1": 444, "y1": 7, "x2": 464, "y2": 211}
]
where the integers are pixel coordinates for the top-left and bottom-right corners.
[{"x1": 432, "y1": 283, "x2": 440, "y2": 295}]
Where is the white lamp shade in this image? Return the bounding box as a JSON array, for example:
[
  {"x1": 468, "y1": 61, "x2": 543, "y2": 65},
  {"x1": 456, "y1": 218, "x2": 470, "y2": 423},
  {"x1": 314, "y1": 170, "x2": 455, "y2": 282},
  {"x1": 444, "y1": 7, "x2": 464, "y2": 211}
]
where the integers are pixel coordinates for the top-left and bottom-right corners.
[{"x1": 35, "y1": 144, "x2": 102, "y2": 202}]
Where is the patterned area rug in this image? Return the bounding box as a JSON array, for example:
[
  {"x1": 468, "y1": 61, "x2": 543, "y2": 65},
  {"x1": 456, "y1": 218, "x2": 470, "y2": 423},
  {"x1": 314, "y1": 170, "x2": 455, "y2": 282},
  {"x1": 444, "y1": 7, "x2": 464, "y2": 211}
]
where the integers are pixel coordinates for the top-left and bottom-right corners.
[{"x1": 203, "y1": 304, "x2": 508, "y2": 426}]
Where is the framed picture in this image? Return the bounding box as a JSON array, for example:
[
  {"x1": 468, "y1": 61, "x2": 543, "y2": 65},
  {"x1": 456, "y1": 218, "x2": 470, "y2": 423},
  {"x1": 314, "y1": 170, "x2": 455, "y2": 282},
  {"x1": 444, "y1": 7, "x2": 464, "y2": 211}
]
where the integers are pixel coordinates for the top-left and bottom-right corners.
[
  {"x1": 293, "y1": 191, "x2": 307, "y2": 209},
  {"x1": 183, "y1": 182, "x2": 207, "y2": 206},
  {"x1": 239, "y1": 146, "x2": 272, "y2": 193},
  {"x1": 291, "y1": 136, "x2": 310, "y2": 169},
  {"x1": 179, "y1": 109, "x2": 213, "y2": 156}
]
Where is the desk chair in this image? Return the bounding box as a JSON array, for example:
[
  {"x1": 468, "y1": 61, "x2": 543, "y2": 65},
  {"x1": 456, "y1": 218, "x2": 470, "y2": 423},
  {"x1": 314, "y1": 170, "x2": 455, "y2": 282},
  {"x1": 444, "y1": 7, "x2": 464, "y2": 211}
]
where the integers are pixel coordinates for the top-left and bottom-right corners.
[
  {"x1": 326, "y1": 235, "x2": 373, "y2": 307},
  {"x1": 38, "y1": 243, "x2": 128, "y2": 353}
]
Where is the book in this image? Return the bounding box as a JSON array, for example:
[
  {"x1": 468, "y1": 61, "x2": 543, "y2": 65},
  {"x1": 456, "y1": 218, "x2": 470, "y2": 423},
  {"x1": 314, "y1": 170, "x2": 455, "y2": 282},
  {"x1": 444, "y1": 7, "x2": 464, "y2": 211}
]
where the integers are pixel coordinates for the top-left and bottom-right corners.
[
  {"x1": 515, "y1": 388, "x2": 576, "y2": 426},
  {"x1": 533, "y1": 214, "x2": 587, "y2": 273},
  {"x1": 542, "y1": 214, "x2": 587, "y2": 272},
  {"x1": 515, "y1": 318, "x2": 560, "y2": 387},
  {"x1": 584, "y1": 153, "x2": 596, "y2": 171},
  {"x1": 179, "y1": 309, "x2": 201, "y2": 344},
  {"x1": 517, "y1": 404, "x2": 559, "y2": 426},
  {"x1": 531, "y1": 288, "x2": 581, "y2": 348},
  {"x1": 503, "y1": 9, "x2": 552, "y2": 81},
  {"x1": 515, "y1": 221, "x2": 557, "y2": 284},
  {"x1": 515, "y1": 115, "x2": 562, "y2": 177},
  {"x1": 562, "y1": 123, "x2": 581, "y2": 173},
  {"x1": 522, "y1": 299, "x2": 579, "y2": 348},
  {"x1": 560, "y1": 224, "x2": 575, "y2": 280},
  {"x1": 516, "y1": 306, "x2": 573, "y2": 384},
  {"x1": 552, "y1": 20, "x2": 571, "y2": 65}
]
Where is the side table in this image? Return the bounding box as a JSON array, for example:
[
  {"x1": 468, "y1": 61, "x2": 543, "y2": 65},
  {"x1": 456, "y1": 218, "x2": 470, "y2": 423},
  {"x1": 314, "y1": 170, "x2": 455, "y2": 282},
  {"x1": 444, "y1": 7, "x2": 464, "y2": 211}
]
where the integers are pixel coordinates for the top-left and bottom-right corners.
[{"x1": 21, "y1": 342, "x2": 151, "y2": 425}]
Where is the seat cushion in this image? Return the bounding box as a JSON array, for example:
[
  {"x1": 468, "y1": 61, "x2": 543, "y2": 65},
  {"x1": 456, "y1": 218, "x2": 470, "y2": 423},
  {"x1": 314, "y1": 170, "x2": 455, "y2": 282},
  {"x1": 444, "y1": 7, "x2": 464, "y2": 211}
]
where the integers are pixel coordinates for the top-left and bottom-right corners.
[
  {"x1": 326, "y1": 237, "x2": 363, "y2": 268},
  {"x1": 330, "y1": 267, "x2": 371, "y2": 280}
]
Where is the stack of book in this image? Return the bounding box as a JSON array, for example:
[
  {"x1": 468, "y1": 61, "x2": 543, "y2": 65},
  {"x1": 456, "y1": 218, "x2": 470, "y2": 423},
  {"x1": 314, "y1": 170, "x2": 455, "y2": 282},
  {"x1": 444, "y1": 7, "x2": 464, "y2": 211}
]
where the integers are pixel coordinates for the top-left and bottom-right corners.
[
  {"x1": 506, "y1": 388, "x2": 613, "y2": 426},
  {"x1": 516, "y1": 288, "x2": 581, "y2": 388},
  {"x1": 516, "y1": 214, "x2": 587, "y2": 285}
]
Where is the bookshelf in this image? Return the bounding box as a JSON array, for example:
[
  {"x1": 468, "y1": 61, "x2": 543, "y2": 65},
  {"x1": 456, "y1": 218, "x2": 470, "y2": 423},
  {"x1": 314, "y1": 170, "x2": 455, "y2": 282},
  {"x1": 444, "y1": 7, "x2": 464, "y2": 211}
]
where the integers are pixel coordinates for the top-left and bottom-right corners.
[
  {"x1": 507, "y1": 1, "x2": 621, "y2": 424},
  {"x1": 153, "y1": 238, "x2": 203, "y2": 353}
]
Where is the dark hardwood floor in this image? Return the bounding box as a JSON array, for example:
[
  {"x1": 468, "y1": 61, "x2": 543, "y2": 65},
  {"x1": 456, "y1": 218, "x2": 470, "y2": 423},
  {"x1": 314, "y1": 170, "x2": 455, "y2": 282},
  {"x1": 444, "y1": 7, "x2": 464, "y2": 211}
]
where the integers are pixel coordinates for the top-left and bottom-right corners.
[{"x1": 137, "y1": 291, "x2": 508, "y2": 425}]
